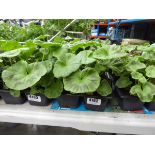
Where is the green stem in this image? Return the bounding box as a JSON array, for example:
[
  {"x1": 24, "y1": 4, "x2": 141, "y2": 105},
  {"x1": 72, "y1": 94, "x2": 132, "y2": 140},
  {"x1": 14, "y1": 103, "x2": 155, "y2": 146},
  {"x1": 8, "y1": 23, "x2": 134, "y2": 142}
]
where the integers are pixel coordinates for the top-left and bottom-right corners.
[
  {"x1": 9, "y1": 58, "x2": 12, "y2": 66},
  {"x1": 42, "y1": 51, "x2": 45, "y2": 61}
]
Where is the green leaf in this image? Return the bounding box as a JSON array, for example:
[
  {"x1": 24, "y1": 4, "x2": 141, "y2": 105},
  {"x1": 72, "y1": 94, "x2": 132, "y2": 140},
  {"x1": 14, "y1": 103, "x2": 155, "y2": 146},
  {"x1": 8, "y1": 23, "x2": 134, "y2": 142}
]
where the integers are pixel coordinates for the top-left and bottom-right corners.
[
  {"x1": 94, "y1": 63, "x2": 107, "y2": 74},
  {"x1": 131, "y1": 72, "x2": 147, "y2": 84},
  {"x1": 35, "y1": 35, "x2": 50, "y2": 41},
  {"x1": 142, "y1": 52, "x2": 155, "y2": 61},
  {"x1": 39, "y1": 71, "x2": 54, "y2": 87},
  {"x1": 145, "y1": 65, "x2": 155, "y2": 78},
  {"x1": 2, "y1": 60, "x2": 51, "y2": 90},
  {"x1": 53, "y1": 53, "x2": 81, "y2": 78},
  {"x1": 39, "y1": 42, "x2": 61, "y2": 48},
  {"x1": 126, "y1": 61, "x2": 146, "y2": 72},
  {"x1": 44, "y1": 79, "x2": 63, "y2": 98},
  {"x1": 52, "y1": 46, "x2": 68, "y2": 59},
  {"x1": 53, "y1": 36, "x2": 65, "y2": 43},
  {"x1": 116, "y1": 76, "x2": 132, "y2": 88},
  {"x1": 0, "y1": 40, "x2": 21, "y2": 51},
  {"x1": 93, "y1": 45, "x2": 127, "y2": 60},
  {"x1": 63, "y1": 68, "x2": 100, "y2": 93},
  {"x1": 24, "y1": 40, "x2": 38, "y2": 49},
  {"x1": 130, "y1": 82, "x2": 155, "y2": 102},
  {"x1": 30, "y1": 86, "x2": 43, "y2": 95},
  {"x1": 70, "y1": 40, "x2": 100, "y2": 52},
  {"x1": 41, "y1": 60, "x2": 54, "y2": 73},
  {"x1": 76, "y1": 50, "x2": 96, "y2": 65},
  {"x1": 121, "y1": 45, "x2": 137, "y2": 52},
  {"x1": 97, "y1": 79, "x2": 112, "y2": 96},
  {"x1": 141, "y1": 46, "x2": 155, "y2": 60},
  {"x1": 0, "y1": 47, "x2": 29, "y2": 58},
  {"x1": 140, "y1": 82, "x2": 155, "y2": 102},
  {"x1": 10, "y1": 89, "x2": 20, "y2": 97},
  {"x1": 19, "y1": 47, "x2": 35, "y2": 60},
  {"x1": 130, "y1": 84, "x2": 141, "y2": 95}
]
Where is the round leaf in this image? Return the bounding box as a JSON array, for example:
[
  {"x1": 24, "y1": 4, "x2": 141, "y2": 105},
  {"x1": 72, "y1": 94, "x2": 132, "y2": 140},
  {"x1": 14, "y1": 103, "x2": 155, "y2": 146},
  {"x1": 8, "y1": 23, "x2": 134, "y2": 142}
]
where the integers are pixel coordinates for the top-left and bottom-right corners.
[
  {"x1": 52, "y1": 47, "x2": 68, "y2": 59},
  {"x1": 76, "y1": 50, "x2": 96, "y2": 64},
  {"x1": 2, "y1": 60, "x2": 50, "y2": 90},
  {"x1": 130, "y1": 84, "x2": 141, "y2": 96},
  {"x1": 97, "y1": 79, "x2": 112, "y2": 96},
  {"x1": 94, "y1": 63, "x2": 107, "y2": 74},
  {"x1": 126, "y1": 61, "x2": 146, "y2": 72},
  {"x1": 131, "y1": 72, "x2": 147, "y2": 84},
  {"x1": 116, "y1": 76, "x2": 132, "y2": 88},
  {"x1": 53, "y1": 53, "x2": 81, "y2": 78},
  {"x1": 44, "y1": 79, "x2": 63, "y2": 98},
  {"x1": 130, "y1": 82, "x2": 155, "y2": 102},
  {"x1": 63, "y1": 68, "x2": 100, "y2": 93},
  {"x1": 0, "y1": 47, "x2": 29, "y2": 58},
  {"x1": 41, "y1": 60, "x2": 54, "y2": 73},
  {"x1": 70, "y1": 40, "x2": 99, "y2": 52},
  {"x1": 145, "y1": 65, "x2": 155, "y2": 78},
  {"x1": 93, "y1": 45, "x2": 127, "y2": 60}
]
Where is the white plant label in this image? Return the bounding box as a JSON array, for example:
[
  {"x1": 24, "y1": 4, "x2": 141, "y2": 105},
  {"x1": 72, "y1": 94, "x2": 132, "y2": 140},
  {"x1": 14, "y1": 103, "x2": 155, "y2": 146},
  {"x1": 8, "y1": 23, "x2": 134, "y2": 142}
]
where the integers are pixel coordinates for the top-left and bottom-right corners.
[
  {"x1": 87, "y1": 98, "x2": 101, "y2": 105},
  {"x1": 27, "y1": 95, "x2": 41, "y2": 102}
]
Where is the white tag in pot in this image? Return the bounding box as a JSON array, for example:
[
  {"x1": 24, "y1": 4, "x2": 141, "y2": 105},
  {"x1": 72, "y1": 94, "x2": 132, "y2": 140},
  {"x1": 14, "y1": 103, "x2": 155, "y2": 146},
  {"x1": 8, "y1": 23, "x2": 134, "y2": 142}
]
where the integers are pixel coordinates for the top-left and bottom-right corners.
[
  {"x1": 87, "y1": 98, "x2": 101, "y2": 105},
  {"x1": 27, "y1": 95, "x2": 41, "y2": 102}
]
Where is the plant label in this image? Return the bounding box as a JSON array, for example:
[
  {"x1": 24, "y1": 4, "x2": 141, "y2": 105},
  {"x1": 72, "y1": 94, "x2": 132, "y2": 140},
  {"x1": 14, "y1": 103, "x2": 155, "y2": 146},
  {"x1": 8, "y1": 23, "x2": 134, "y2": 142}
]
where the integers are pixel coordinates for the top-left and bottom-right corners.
[
  {"x1": 27, "y1": 95, "x2": 41, "y2": 102},
  {"x1": 87, "y1": 98, "x2": 101, "y2": 105}
]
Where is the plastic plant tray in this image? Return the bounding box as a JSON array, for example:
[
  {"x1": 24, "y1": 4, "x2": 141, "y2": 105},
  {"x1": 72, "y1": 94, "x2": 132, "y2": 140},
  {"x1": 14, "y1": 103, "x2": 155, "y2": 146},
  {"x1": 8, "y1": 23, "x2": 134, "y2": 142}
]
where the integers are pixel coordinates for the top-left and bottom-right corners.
[
  {"x1": 50, "y1": 99, "x2": 155, "y2": 115},
  {"x1": 50, "y1": 99, "x2": 112, "y2": 112}
]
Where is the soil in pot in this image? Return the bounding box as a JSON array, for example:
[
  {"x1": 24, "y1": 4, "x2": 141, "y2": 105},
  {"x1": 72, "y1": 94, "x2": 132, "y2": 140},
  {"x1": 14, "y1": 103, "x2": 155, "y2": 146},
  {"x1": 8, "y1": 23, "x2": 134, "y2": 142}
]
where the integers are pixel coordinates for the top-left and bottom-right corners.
[
  {"x1": 25, "y1": 93, "x2": 50, "y2": 106},
  {"x1": 144, "y1": 102, "x2": 155, "y2": 111},
  {"x1": 83, "y1": 94, "x2": 111, "y2": 111},
  {"x1": 116, "y1": 88, "x2": 143, "y2": 111},
  {"x1": 58, "y1": 94, "x2": 81, "y2": 108},
  {"x1": 0, "y1": 89, "x2": 26, "y2": 104}
]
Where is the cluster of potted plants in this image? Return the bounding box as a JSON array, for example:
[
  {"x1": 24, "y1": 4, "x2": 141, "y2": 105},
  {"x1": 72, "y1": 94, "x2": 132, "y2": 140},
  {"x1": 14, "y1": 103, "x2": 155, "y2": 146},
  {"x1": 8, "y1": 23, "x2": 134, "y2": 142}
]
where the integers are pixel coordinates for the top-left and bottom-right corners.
[
  {"x1": 0, "y1": 37, "x2": 155, "y2": 112},
  {"x1": 112, "y1": 44, "x2": 155, "y2": 111}
]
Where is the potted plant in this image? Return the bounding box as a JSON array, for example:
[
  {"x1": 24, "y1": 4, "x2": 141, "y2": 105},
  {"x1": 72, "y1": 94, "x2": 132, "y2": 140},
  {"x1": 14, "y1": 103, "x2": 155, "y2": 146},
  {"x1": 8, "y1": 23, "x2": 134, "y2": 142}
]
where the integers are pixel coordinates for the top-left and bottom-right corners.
[
  {"x1": 1, "y1": 59, "x2": 55, "y2": 106},
  {"x1": 114, "y1": 44, "x2": 155, "y2": 111},
  {"x1": 0, "y1": 45, "x2": 32, "y2": 104},
  {"x1": 0, "y1": 67, "x2": 26, "y2": 105},
  {"x1": 51, "y1": 39, "x2": 102, "y2": 109},
  {"x1": 0, "y1": 39, "x2": 65, "y2": 106},
  {"x1": 90, "y1": 44, "x2": 128, "y2": 110},
  {"x1": 52, "y1": 50, "x2": 82, "y2": 108},
  {"x1": 115, "y1": 80, "x2": 144, "y2": 111},
  {"x1": 26, "y1": 71, "x2": 63, "y2": 106},
  {"x1": 113, "y1": 53, "x2": 146, "y2": 110},
  {"x1": 83, "y1": 78, "x2": 112, "y2": 111},
  {"x1": 62, "y1": 43, "x2": 113, "y2": 111},
  {"x1": 62, "y1": 65, "x2": 113, "y2": 111}
]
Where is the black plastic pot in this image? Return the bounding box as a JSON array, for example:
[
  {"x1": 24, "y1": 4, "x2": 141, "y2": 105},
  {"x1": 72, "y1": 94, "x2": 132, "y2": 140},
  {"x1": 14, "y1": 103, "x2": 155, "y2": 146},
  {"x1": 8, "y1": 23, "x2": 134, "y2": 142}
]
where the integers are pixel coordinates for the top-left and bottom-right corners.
[
  {"x1": 144, "y1": 102, "x2": 155, "y2": 111},
  {"x1": 58, "y1": 94, "x2": 81, "y2": 108},
  {"x1": 116, "y1": 88, "x2": 143, "y2": 111},
  {"x1": 25, "y1": 93, "x2": 50, "y2": 106},
  {"x1": 0, "y1": 89, "x2": 26, "y2": 104},
  {"x1": 83, "y1": 95, "x2": 111, "y2": 111}
]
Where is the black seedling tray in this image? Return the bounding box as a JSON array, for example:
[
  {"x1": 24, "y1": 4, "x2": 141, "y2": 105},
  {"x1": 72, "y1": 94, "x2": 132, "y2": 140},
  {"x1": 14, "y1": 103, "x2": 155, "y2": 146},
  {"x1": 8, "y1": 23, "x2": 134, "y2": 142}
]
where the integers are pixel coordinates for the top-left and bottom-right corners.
[
  {"x1": 58, "y1": 94, "x2": 81, "y2": 108},
  {"x1": 116, "y1": 88, "x2": 143, "y2": 111},
  {"x1": 83, "y1": 95, "x2": 112, "y2": 111},
  {"x1": 0, "y1": 89, "x2": 26, "y2": 104},
  {"x1": 25, "y1": 93, "x2": 50, "y2": 106}
]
